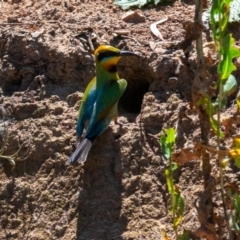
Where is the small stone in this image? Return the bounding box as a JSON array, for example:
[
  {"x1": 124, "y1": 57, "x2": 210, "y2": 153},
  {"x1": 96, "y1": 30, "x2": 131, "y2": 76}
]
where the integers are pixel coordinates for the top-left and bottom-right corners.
[
  {"x1": 66, "y1": 92, "x2": 82, "y2": 107},
  {"x1": 149, "y1": 41, "x2": 157, "y2": 50},
  {"x1": 49, "y1": 95, "x2": 60, "y2": 103},
  {"x1": 122, "y1": 10, "x2": 145, "y2": 23},
  {"x1": 31, "y1": 31, "x2": 42, "y2": 38},
  {"x1": 149, "y1": 41, "x2": 165, "y2": 53},
  {"x1": 51, "y1": 106, "x2": 64, "y2": 115}
]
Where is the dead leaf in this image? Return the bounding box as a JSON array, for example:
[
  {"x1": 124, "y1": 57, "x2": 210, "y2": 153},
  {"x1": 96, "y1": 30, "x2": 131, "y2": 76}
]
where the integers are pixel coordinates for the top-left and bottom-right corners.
[
  {"x1": 172, "y1": 148, "x2": 200, "y2": 165},
  {"x1": 150, "y1": 18, "x2": 168, "y2": 41}
]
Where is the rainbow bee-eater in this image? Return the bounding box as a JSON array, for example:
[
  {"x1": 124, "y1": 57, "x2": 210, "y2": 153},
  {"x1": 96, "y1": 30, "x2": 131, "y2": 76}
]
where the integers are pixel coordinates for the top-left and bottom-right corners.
[{"x1": 66, "y1": 45, "x2": 139, "y2": 165}]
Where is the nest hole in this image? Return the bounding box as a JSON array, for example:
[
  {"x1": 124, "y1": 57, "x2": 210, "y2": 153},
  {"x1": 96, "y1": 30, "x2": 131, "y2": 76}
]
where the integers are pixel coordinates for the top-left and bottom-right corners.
[
  {"x1": 2, "y1": 78, "x2": 22, "y2": 94},
  {"x1": 117, "y1": 56, "x2": 153, "y2": 114},
  {"x1": 119, "y1": 78, "x2": 150, "y2": 113}
]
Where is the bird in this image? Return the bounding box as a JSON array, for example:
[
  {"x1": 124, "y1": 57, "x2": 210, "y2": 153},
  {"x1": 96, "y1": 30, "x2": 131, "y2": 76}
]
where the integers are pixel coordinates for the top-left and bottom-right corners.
[{"x1": 66, "y1": 45, "x2": 139, "y2": 165}]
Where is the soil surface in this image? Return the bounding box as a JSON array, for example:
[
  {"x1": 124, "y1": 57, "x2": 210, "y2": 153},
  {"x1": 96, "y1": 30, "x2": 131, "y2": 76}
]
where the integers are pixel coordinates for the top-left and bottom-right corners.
[{"x1": 0, "y1": 0, "x2": 240, "y2": 240}]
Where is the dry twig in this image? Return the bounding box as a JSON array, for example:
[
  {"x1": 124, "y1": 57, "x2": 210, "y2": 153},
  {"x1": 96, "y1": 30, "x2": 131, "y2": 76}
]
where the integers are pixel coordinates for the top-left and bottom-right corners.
[{"x1": 150, "y1": 17, "x2": 168, "y2": 41}]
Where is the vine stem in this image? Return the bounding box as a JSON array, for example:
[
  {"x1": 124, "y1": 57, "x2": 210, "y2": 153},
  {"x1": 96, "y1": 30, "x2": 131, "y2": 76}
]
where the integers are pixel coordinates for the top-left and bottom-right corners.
[
  {"x1": 168, "y1": 154, "x2": 178, "y2": 239},
  {"x1": 194, "y1": 1, "x2": 217, "y2": 239},
  {"x1": 216, "y1": 0, "x2": 232, "y2": 238}
]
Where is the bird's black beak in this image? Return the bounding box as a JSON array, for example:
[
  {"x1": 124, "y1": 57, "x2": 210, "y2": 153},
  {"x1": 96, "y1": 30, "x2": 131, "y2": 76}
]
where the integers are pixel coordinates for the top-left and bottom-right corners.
[{"x1": 120, "y1": 50, "x2": 140, "y2": 57}]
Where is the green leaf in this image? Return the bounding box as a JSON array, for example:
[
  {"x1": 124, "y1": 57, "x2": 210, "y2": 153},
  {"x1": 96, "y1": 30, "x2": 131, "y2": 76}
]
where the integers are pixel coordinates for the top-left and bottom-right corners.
[
  {"x1": 172, "y1": 163, "x2": 178, "y2": 171},
  {"x1": 113, "y1": 0, "x2": 171, "y2": 10},
  {"x1": 221, "y1": 157, "x2": 230, "y2": 168},
  {"x1": 165, "y1": 128, "x2": 176, "y2": 146},
  {"x1": 165, "y1": 168, "x2": 175, "y2": 194},
  {"x1": 160, "y1": 128, "x2": 176, "y2": 160},
  {"x1": 198, "y1": 94, "x2": 224, "y2": 138},
  {"x1": 223, "y1": 74, "x2": 237, "y2": 97},
  {"x1": 214, "y1": 74, "x2": 237, "y2": 109},
  {"x1": 160, "y1": 135, "x2": 170, "y2": 159},
  {"x1": 173, "y1": 191, "x2": 185, "y2": 229},
  {"x1": 219, "y1": 34, "x2": 240, "y2": 80},
  {"x1": 114, "y1": 0, "x2": 149, "y2": 10},
  {"x1": 210, "y1": 0, "x2": 225, "y2": 41},
  {"x1": 219, "y1": 1, "x2": 231, "y2": 31}
]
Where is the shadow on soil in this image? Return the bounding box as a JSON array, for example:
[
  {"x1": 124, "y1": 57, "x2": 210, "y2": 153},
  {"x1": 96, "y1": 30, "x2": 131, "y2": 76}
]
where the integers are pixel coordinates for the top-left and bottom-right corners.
[{"x1": 76, "y1": 130, "x2": 127, "y2": 240}]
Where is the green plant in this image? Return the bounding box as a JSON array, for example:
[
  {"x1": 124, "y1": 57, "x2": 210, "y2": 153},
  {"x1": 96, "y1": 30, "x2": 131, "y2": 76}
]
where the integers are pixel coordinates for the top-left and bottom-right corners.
[
  {"x1": 196, "y1": 0, "x2": 240, "y2": 238},
  {"x1": 0, "y1": 147, "x2": 16, "y2": 168},
  {"x1": 178, "y1": 0, "x2": 240, "y2": 238},
  {"x1": 200, "y1": 0, "x2": 240, "y2": 139},
  {"x1": 0, "y1": 128, "x2": 32, "y2": 169},
  {"x1": 160, "y1": 128, "x2": 188, "y2": 240}
]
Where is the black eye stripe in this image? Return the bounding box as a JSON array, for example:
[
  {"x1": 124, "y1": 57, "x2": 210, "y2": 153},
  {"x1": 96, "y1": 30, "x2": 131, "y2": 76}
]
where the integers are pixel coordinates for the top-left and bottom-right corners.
[{"x1": 97, "y1": 51, "x2": 120, "y2": 61}]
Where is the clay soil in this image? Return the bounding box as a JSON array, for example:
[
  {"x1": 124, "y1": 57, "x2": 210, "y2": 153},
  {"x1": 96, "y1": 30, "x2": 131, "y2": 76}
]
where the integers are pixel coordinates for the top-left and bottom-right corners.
[{"x1": 0, "y1": 0, "x2": 240, "y2": 240}]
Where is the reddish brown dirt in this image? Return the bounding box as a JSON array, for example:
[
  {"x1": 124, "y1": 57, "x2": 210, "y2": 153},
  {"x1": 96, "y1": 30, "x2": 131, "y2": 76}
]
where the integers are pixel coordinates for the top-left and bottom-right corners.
[{"x1": 0, "y1": 0, "x2": 240, "y2": 240}]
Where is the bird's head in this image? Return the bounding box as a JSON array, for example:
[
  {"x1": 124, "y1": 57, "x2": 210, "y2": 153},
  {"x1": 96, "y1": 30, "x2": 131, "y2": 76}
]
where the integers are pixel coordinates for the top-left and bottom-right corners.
[{"x1": 94, "y1": 45, "x2": 139, "y2": 73}]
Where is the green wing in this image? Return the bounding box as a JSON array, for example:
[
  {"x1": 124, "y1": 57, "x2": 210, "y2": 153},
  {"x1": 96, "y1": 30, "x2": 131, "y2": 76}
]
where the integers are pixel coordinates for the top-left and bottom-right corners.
[
  {"x1": 84, "y1": 79, "x2": 127, "y2": 139},
  {"x1": 77, "y1": 77, "x2": 96, "y2": 137}
]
